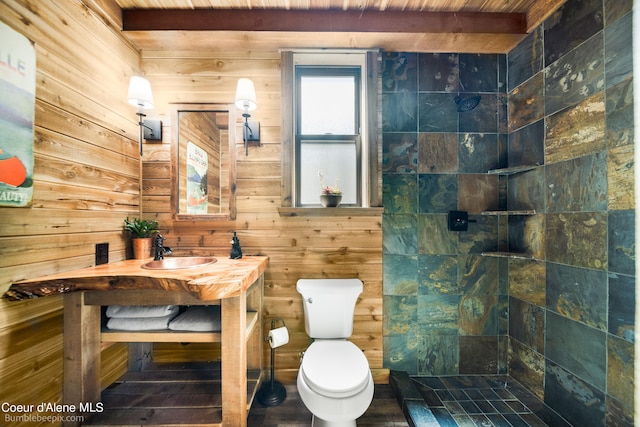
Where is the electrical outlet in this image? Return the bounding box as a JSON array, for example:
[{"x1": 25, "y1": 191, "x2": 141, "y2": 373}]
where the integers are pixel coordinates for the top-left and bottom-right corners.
[{"x1": 95, "y1": 243, "x2": 109, "y2": 265}]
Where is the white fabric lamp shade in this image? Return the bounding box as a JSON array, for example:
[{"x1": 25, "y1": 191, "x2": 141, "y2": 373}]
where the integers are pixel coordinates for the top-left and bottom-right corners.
[
  {"x1": 235, "y1": 78, "x2": 257, "y2": 111},
  {"x1": 128, "y1": 76, "x2": 154, "y2": 109}
]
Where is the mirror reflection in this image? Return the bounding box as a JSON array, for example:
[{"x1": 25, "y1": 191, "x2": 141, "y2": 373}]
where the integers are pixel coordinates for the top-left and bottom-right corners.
[{"x1": 171, "y1": 104, "x2": 236, "y2": 221}]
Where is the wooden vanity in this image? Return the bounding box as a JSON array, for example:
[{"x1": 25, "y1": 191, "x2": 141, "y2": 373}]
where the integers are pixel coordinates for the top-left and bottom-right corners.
[{"x1": 6, "y1": 256, "x2": 268, "y2": 427}]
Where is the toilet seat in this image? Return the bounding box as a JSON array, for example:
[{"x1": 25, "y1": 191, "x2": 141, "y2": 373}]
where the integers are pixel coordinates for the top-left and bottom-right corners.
[{"x1": 300, "y1": 340, "x2": 370, "y2": 398}]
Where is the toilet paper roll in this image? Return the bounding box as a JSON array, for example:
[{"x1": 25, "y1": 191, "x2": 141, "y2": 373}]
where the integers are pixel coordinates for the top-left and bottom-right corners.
[{"x1": 268, "y1": 326, "x2": 289, "y2": 348}]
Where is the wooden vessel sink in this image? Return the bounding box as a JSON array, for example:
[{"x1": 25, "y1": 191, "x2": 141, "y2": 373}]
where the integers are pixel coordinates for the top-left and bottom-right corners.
[{"x1": 141, "y1": 256, "x2": 218, "y2": 270}]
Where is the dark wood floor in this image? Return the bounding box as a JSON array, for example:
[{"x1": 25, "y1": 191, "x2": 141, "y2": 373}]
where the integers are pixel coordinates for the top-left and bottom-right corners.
[
  {"x1": 83, "y1": 361, "x2": 408, "y2": 427},
  {"x1": 247, "y1": 383, "x2": 410, "y2": 427}
]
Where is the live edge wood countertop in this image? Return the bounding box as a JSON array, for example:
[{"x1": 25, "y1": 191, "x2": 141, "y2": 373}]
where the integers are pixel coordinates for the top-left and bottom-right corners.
[{"x1": 4, "y1": 256, "x2": 269, "y2": 301}]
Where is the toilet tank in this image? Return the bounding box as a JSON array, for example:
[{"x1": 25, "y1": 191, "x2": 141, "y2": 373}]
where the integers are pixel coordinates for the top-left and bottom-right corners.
[{"x1": 296, "y1": 278, "x2": 363, "y2": 339}]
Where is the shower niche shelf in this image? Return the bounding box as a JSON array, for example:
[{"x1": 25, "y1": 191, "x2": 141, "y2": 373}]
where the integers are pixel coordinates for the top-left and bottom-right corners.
[
  {"x1": 486, "y1": 164, "x2": 539, "y2": 175},
  {"x1": 481, "y1": 164, "x2": 542, "y2": 260},
  {"x1": 481, "y1": 210, "x2": 536, "y2": 216},
  {"x1": 481, "y1": 251, "x2": 538, "y2": 260}
]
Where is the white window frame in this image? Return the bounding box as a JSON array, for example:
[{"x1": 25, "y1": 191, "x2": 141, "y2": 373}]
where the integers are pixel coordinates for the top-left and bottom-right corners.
[{"x1": 280, "y1": 49, "x2": 381, "y2": 210}]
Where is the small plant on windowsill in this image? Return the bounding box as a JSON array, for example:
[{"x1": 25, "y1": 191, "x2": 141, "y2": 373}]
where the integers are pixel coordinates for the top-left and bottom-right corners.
[{"x1": 318, "y1": 170, "x2": 342, "y2": 207}]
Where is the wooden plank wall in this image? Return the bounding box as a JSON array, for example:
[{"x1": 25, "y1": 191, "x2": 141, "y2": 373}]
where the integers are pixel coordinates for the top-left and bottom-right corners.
[
  {"x1": 141, "y1": 50, "x2": 385, "y2": 383},
  {"x1": 0, "y1": 0, "x2": 143, "y2": 422}
]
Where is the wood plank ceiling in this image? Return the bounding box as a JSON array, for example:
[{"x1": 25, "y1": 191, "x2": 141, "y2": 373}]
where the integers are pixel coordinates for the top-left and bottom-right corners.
[{"x1": 118, "y1": 0, "x2": 567, "y2": 54}]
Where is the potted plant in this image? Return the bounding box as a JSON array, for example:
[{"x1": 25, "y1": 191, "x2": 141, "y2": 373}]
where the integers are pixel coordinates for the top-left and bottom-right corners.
[
  {"x1": 318, "y1": 170, "x2": 342, "y2": 207},
  {"x1": 124, "y1": 217, "x2": 158, "y2": 259}
]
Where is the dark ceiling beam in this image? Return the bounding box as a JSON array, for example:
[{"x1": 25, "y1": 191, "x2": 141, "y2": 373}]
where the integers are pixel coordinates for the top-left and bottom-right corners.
[{"x1": 122, "y1": 9, "x2": 527, "y2": 35}]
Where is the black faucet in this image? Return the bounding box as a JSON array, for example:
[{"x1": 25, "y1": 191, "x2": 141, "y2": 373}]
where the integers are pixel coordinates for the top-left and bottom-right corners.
[{"x1": 154, "y1": 234, "x2": 172, "y2": 260}]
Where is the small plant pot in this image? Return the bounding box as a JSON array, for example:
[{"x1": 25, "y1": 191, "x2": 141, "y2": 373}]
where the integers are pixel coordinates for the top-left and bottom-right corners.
[
  {"x1": 319, "y1": 194, "x2": 342, "y2": 207},
  {"x1": 132, "y1": 237, "x2": 152, "y2": 260}
]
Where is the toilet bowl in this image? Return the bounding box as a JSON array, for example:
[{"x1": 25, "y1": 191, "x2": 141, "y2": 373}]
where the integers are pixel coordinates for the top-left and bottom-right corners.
[
  {"x1": 296, "y1": 279, "x2": 374, "y2": 427},
  {"x1": 297, "y1": 340, "x2": 374, "y2": 427}
]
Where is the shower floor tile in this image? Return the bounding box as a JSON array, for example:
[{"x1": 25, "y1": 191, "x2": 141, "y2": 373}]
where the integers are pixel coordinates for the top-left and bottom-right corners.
[{"x1": 390, "y1": 372, "x2": 574, "y2": 427}]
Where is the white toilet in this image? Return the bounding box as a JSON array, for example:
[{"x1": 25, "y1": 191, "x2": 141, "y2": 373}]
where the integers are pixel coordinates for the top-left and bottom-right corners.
[{"x1": 296, "y1": 279, "x2": 374, "y2": 427}]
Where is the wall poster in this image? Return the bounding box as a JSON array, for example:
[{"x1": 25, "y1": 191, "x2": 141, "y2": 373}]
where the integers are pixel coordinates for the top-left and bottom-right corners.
[
  {"x1": 0, "y1": 22, "x2": 35, "y2": 207},
  {"x1": 185, "y1": 141, "x2": 208, "y2": 214}
]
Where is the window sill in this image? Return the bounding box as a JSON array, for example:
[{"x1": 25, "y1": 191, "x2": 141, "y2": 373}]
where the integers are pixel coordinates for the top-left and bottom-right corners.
[{"x1": 278, "y1": 207, "x2": 384, "y2": 217}]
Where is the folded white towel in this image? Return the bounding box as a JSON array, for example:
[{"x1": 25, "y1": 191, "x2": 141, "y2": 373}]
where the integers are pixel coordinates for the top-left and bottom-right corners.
[
  {"x1": 106, "y1": 305, "x2": 179, "y2": 318},
  {"x1": 106, "y1": 313, "x2": 178, "y2": 331},
  {"x1": 169, "y1": 306, "x2": 221, "y2": 332}
]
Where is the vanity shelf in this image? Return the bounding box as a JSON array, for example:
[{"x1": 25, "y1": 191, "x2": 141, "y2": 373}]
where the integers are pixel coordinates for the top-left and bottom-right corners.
[{"x1": 101, "y1": 311, "x2": 259, "y2": 343}]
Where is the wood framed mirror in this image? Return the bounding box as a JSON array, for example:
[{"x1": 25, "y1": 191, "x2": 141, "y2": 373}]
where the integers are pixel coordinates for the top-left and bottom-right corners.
[{"x1": 170, "y1": 103, "x2": 236, "y2": 221}]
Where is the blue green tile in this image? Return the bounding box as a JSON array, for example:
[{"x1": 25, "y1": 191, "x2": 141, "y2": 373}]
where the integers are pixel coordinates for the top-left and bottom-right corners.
[
  {"x1": 608, "y1": 210, "x2": 635, "y2": 275},
  {"x1": 383, "y1": 92, "x2": 418, "y2": 132},
  {"x1": 384, "y1": 295, "x2": 418, "y2": 336},
  {"x1": 383, "y1": 173, "x2": 417, "y2": 214},
  {"x1": 418, "y1": 294, "x2": 460, "y2": 335},
  {"x1": 383, "y1": 214, "x2": 418, "y2": 255},
  {"x1": 604, "y1": 11, "x2": 632, "y2": 88},
  {"x1": 608, "y1": 272, "x2": 635, "y2": 342},
  {"x1": 458, "y1": 133, "x2": 501, "y2": 173},
  {"x1": 544, "y1": 361, "x2": 605, "y2": 427},
  {"x1": 383, "y1": 254, "x2": 418, "y2": 295},
  {"x1": 606, "y1": 77, "x2": 634, "y2": 149},
  {"x1": 459, "y1": 255, "x2": 499, "y2": 295},
  {"x1": 458, "y1": 94, "x2": 499, "y2": 133},
  {"x1": 546, "y1": 262, "x2": 607, "y2": 330},
  {"x1": 546, "y1": 152, "x2": 608, "y2": 213},
  {"x1": 418, "y1": 335, "x2": 459, "y2": 375},
  {"x1": 418, "y1": 255, "x2": 458, "y2": 295},
  {"x1": 546, "y1": 312, "x2": 607, "y2": 390},
  {"x1": 418, "y1": 214, "x2": 457, "y2": 255},
  {"x1": 384, "y1": 335, "x2": 418, "y2": 375},
  {"x1": 419, "y1": 92, "x2": 458, "y2": 133},
  {"x1": 418, "y1": 174, "x2": 457, "y2": 213}
]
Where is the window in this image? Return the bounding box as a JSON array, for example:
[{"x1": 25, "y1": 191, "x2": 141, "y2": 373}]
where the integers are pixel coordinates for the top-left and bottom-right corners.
[
  {"x1": 281, "y1": 50, "x2": 381, "y2": 209},
  {"x1": 297, "y1": 67, "x2": 361, "y2": 206}
]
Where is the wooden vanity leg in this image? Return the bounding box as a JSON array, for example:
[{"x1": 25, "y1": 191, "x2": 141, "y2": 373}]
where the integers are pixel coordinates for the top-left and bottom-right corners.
[
  {"x1": 221, "y1": 294, "x2": 247, "y2": 427},
  {"x1": 63, "y1": 292, "x2": 101, "y2": 427},
  {"x1": 128, "y1": 342, "x2": 153, "y2": 371}
]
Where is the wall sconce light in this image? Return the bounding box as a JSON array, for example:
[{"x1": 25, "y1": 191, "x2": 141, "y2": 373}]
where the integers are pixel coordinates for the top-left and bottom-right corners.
[
  {"x1": 128, "y1": 76, "x2": 160, "y2": 156},
  {"x1": 235, "y1": 78, "x2": 260, "y2": 156}
]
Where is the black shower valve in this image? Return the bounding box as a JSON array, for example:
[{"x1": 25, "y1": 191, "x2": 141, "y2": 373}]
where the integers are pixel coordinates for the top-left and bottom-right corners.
[{"x1": 448, "y1": 210, "x2": 477, "y2": 231}]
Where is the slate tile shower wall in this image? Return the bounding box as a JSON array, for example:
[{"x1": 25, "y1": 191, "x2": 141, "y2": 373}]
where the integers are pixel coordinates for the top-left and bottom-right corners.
[
  {"x1": 506, "y1": 0, "x2": 635, "y2": 426},
  {"x1": 381, "y1": 50, "x2": 510, "y2": 377},
  {"x1": 381, "y1": 1, "x2": 635, "y2": 426}
]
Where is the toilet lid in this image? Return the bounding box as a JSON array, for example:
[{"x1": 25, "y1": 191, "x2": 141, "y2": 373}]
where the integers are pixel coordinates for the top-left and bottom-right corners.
[{"x1": 301, "y1": 340, "x2": 370, "y2": 397}]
